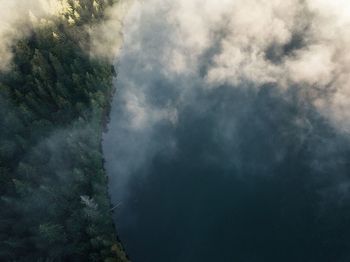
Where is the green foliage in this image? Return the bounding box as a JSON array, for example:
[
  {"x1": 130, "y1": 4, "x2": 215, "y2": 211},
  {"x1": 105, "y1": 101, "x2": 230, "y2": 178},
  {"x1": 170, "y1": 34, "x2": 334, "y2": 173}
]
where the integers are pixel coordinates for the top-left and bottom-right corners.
[{"x1": 0, "y1": 0, "x2": 127, "y2": 261}]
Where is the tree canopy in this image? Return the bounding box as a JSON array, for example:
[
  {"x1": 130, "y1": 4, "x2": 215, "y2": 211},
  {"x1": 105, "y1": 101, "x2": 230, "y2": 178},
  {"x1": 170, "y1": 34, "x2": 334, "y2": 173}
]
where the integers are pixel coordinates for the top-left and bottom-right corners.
[{"x1": 0, "y1": 1, "x2": 127, "y2": 261}]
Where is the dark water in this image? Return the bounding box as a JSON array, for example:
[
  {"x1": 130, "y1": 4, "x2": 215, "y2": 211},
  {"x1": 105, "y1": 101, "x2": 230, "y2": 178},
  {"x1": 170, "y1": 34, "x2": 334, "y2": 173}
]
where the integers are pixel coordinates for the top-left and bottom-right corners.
[{"x1": 105, "y1": 85, "x2": 350, "y2": 262}]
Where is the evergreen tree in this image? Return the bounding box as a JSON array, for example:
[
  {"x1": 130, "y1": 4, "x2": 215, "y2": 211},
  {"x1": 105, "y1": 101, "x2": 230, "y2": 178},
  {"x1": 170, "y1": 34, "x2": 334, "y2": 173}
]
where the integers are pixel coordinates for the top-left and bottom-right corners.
[{"x1": 0, "y1": 1, "x2": 127, "y2": 261}]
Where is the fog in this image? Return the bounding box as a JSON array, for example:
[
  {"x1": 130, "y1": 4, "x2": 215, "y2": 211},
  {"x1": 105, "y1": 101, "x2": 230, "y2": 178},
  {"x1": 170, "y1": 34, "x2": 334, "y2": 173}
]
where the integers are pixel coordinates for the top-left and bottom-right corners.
[{"x1": 98, "y1": 0, "x2": 350, "y2": 260}]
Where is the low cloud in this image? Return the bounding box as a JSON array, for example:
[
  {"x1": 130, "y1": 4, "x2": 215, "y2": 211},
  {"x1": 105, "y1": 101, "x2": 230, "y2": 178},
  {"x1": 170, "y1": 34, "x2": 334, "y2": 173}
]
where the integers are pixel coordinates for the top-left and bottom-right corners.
[
  {"x1": 0, "y1": 0, "x2": 129, "y2": 70},
  {"x1": 104, "y1": 0, "x2": 350, "y2": 205},
  {"x1": 0, "y1": 0, "x2": 69, "y2": 71}
]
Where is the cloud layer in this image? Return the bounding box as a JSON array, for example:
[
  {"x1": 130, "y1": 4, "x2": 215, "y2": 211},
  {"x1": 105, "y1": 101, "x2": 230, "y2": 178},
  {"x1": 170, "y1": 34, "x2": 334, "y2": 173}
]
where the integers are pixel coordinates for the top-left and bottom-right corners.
[
  {"x1": 103, "y1": 1, "x2": 350, "y2": 260},
  {"x1": 105, "y1": 0, "x2": 350, "y2": 198}
]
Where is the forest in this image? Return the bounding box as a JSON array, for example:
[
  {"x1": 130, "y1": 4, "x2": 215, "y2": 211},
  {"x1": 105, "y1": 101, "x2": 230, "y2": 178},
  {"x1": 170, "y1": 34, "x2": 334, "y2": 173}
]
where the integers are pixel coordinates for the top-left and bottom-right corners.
[{"x1": 0, "y1": 0, "x2": 128, "y2": 261}]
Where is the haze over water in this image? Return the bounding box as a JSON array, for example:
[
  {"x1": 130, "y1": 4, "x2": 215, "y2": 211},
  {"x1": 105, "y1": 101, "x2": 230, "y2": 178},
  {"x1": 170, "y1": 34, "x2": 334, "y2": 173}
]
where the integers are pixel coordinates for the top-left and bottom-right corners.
[{"x1": 103, "y1": 1, "x2": 350, "y2": 261}]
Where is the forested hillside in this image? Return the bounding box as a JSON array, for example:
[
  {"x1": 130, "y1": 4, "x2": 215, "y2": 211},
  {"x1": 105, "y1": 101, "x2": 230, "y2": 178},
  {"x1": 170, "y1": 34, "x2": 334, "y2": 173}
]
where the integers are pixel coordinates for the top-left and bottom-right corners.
[{"x1": 0, "y1": 0, "x2": 128, "y2": 261}]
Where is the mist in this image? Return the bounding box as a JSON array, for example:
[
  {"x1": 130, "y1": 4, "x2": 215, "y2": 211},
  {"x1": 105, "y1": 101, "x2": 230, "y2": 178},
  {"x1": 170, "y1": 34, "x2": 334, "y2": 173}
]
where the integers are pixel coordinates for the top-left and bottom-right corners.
[
  {"x1": 102, "y1": 0, "x2": 350, "y2": 261},
  {"x1": 0, "y1": 0, "x2": 69, "y2": 71},
  {"x1": 0, "y1": 0, "x2": 127, "y2": 71}
]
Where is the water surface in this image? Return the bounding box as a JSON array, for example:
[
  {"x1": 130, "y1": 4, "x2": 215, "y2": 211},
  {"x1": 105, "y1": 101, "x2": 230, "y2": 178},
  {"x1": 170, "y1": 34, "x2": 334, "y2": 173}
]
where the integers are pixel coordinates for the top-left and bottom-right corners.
[{"x1": 103, "y1": 2, "x2": 350, "y2": 261}]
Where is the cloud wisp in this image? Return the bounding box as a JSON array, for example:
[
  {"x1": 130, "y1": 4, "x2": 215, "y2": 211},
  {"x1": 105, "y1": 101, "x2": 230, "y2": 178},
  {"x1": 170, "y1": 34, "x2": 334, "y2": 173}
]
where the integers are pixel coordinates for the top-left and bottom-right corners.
[{"x1": 0, "y1": 0, "x2": 71, "y2": 71}]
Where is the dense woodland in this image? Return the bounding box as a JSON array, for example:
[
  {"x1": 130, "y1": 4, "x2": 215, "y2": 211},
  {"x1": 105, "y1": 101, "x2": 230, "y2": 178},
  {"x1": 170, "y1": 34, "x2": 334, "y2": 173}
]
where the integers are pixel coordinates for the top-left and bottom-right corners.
[{"x1": 0, "y1": 0, "x2": 128, "y2": 261}]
